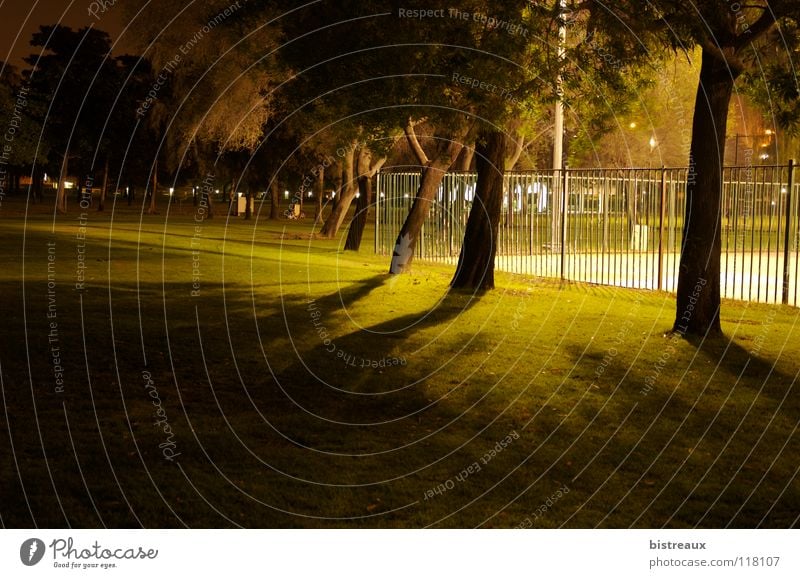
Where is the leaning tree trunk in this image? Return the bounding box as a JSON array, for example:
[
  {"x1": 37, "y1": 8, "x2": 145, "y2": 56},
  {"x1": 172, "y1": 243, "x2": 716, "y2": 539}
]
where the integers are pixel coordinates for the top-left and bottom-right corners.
[
  {"x1": 314, "y1": 166, "x2": 324, "y2": 225},
  {"x1": 344, "y1": 172, "x2": 372, "y2": 251},
  {"x1": 674, "y1": 47, "x2": 739, "y2": 337},
  {"x1": 98, "y1": 157, "x2": 109, "y2": 211},
  {"x1": 345, "y1": 154, "x2": 386, "y2": 251},
  {"x1": 56, "y1": 153, "x2": 69, "y2": 214},
  {"x1": 451, "y1": 131, "x2": 507, "y2": 290},
  {"x1": 389, "y1": 140, "x2": 463, "y2": 274},
  {"x1": 457, "y1": 145, "x2": 475, "y2": 172},
  {"x1": 332, "y1": 161, "x2": 344, "y2": 211},
  {"x1": 319, "y1": 144, "x2": 357, "y2": 238},
  {"x1": 147, "y1": 159, "x2": 158, "y2": 214}
]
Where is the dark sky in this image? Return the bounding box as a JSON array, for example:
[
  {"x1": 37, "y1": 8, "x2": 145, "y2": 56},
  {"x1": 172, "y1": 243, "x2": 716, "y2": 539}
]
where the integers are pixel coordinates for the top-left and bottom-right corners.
[{"x1": 1, "y1": 0, "x2": 126, "y2": 68}]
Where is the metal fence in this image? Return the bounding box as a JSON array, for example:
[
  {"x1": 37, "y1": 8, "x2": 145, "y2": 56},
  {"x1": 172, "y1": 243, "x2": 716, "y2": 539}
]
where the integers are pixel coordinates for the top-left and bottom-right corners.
[{"x1": 375, "y1": 163, "x2": 799, "y2": 306}]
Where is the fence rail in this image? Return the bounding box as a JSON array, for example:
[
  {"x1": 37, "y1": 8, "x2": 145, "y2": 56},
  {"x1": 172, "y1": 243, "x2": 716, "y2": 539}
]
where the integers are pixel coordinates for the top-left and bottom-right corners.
[{"x1": 375, "y1": 163, "x2": 799, "y2": 306}]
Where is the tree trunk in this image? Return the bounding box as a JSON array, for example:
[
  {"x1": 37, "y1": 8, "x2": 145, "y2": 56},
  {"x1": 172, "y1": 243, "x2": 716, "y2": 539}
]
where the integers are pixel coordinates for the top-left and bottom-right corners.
[
  {"x1": 505, "y1": 133, "x2": 527, "y2": 171},
  {"x1": 332, "y1": 161, "x2": 344, "y2": 211},
  {"x1": 345, "y1": 154, "x2": 386, "y2": 251},
  {"x1": 674, "y1": 48, "x2": 739, "y2": 337},
  {"x1": 245, "y1": 187, "x2": 252, "y2": 220},
  {"x1": 98, "y1": 157, "x2": 109, "y2": 211},
  {"x1": 32, "y1": 165, "x2": 44, "y2": 203},
  {"x1": 56, "y1": 153, "x2": 69, "y2": 214},
  {"x1": 206, "y1": 187, "x2": 214, "y2": 219},
  {"x1": 389, "y1": 139, "x2": 464, "y2": 274},
  {"x1": 319, "y1": 144, "x2": 357, "y2": 238},
  {"x1": 457, "y1": 145, "x2": 475, "y2": 172},
  {"x1": 270, "y1": 179, "x2": 281, "y2": 219},
  {"x1": 314, "y1": 166, "x2": 325, "y2": 225},
  {"x1": 451, "y1": 131, "x2": 507, "y2": 290},
  {"x1": 147, "y1": 159, "x2": 158, "y2": 214},
  {"x1": 344, "y1": 174, "x2": 372, "y2": 251}
]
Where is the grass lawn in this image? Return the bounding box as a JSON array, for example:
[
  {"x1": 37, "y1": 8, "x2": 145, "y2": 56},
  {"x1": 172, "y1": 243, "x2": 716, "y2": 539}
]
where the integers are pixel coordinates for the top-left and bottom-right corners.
[{"x1": 0, "y1": 196, "x2": 798, "y2": 528}]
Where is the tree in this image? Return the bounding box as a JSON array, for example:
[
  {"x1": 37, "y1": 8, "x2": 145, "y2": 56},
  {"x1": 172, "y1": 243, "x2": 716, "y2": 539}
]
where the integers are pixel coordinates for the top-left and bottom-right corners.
[
  {"x1": 448, "y1": 0, "x2": 658, "y2": 291},
  {"x1": 121, "y1": 0, "x2": 280, "y2": 218},
  {"x1": 1, "y1": 62, "x2": 48, "y2": 204},
  {"x1": 389, "y1": 119, "x2": 472, "y2": 273},
  {"x1": 665, "y1": 3, "x2": 798, "y2": 336},
  {"x1": 451, "y1": 130, "x2": 508, "y2": 289},
  {"x1": 574, "y1": 1, "x2": 800, "y2": 336},
  {"x1": 23, "y1": 26, "x2": 120, "y2": 214},
  {"x1": 318, "y1": 140, "x2": 358, "y2": 238},
  {"x1": 95, "y1": 54, "x2": 154, "y2": 212},
  {"x1": 275, "y1": 0, "x2": 486, "y2": 270},
  {"x1": 344, "y1": 147, "x2": 387, "y2": 251}
]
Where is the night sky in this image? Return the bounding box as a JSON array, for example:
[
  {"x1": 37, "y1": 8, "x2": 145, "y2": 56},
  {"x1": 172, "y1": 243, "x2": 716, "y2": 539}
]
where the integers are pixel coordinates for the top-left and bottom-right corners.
[{"x1": 1, "y1": 0, "x2": 126, "y2": 67}]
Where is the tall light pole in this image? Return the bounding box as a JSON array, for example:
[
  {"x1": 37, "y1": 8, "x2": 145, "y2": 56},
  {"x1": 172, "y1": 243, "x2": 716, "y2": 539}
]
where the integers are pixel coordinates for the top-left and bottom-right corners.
[{"x1": 551, "y1": 0, "x2": 567, "y2": 250}]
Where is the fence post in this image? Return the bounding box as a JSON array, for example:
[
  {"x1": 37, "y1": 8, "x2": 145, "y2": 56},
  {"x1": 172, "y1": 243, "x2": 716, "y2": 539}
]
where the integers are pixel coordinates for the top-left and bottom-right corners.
[
  {"x1": 560, "y1": 168, "x2": 568, "y2": 280},
  {"x1": 658, "y1": 167, "x2": 666, "y2": 291},
  {"x1": 375, "y1": 172, "x2": 381, "y2": 255},
  {"x1": 782, "y1": 159, "x2": 795, "y2": 305}
]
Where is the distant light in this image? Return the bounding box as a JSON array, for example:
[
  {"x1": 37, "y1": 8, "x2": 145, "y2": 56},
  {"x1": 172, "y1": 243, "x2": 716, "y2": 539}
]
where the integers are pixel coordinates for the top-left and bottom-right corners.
[
  {"x1": 781, "y1": 188, "x2": 787, "y2": 194},
  {"x1": 64, "y1": 181, "x2": 75, "y2": 189},
  {"x1": 380, "y1": 193, "x2": 385, "y2": 198},
  {"x1": 403, "y1": 193, "x2": 409, "y2": 198},
  {"x1": 629, "y1": 122, "x2": 637, "y2": 129},
  {"x1": 331, "y1": 192, "x2": 336, "y2": 198},
  {"x1": 355, "y1": 192, "x2": 360, "y2": 198},
  {"x1": 760, "y1": 153, "x2": 769, "y2": 160},
  {"x1": 765, "y1": 129, "x2": 773, "y2": 135},
  {"x1": 169, "y1": 187, "x2": 174, "y2": 195},
  {"x1": 215, "y1": 189, "x2": 220, "y2": 194},
  {"x1": 308, "y1": 192, "x2": 313, "y2": 197},
  {"x1": 284, "y1": 190, "x2": 289, "y2": 199},
  {"x1": 649, "y1": 137, "x2": 657, "y2": 149}
]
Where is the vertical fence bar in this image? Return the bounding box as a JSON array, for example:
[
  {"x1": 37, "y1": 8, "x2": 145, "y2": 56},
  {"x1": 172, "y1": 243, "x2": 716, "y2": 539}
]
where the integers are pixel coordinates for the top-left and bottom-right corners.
[
  {"x1": 795, "y1": 170, "x2": 800, "y2": 306},
  {"x1": 375, "y1": 173, "x2": 381, "y2": 254},
  {"x1": 783, "y1": 159, "x2": 795, "y2": 305},
  {"x1": 560, "y1": 168, "x2": 568, "y2": 280},
  {"x1": 658, "y1": 166, "x2": 666, "y2": 291}
]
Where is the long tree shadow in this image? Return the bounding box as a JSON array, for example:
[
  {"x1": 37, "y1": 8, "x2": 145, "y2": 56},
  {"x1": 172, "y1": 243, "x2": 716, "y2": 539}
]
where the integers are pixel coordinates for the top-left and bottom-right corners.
[
  {"x1": 272, "y1": 276, "x2": 484, "y2": 423},
  {"x1": 556, "y1": 319, "x2": 800, "y2": 530}
]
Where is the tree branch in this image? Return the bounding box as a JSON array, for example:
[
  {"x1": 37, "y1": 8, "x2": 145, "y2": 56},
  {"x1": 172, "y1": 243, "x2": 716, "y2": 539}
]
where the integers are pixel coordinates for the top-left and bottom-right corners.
[
  {"x1": 737, "y1": 7, "x2": 779, "y2": 48},
  {"x1": 505, "y1": 134, "x2": 527, "y2": 171},
  {"x1": 698, "y1": 35, "x2": 746, "y2": 76},
  {"x1": 368, "y1": 156, "x2": 387, "y2": 178},
  {"x1": 404, "y1": 118, "x2": 429, "y2": 165}
]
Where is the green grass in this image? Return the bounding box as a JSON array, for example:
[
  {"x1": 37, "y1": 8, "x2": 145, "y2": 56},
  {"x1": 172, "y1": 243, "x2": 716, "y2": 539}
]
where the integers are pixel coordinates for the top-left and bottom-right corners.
[{"x1": 0, "y1": 196, "x2": 798, "y2": 528}]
